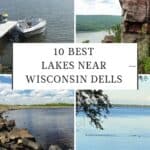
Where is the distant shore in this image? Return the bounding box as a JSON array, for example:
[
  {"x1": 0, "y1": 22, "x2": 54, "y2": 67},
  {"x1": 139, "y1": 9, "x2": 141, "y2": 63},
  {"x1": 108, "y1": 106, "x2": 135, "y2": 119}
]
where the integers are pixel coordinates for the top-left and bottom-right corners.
[
  {"x1": 0, "y1": 103, "x2": 74, "y2": 114},
  {"x1": 112, "y1": 104, "x2": 150, "y2": 108}
]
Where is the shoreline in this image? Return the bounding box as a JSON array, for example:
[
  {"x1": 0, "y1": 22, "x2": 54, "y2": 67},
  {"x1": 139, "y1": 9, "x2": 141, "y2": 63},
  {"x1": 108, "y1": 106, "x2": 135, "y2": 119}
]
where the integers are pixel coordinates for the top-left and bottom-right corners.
[
  {"x1": 0, "y1": 105, "x2": 74, "y2": 149},
  {"x1": 112, "y1": 104, "x2": 150, "y2": 108},
  {"x1": 76, "y1": 30, "x2": 109, "y2": 43},
  {"x1": 0, "y1": 104, "x2": 74, "y2": 115},
  {"x1": 76, "y1": 30, "x2": 108, "y2": 33}
]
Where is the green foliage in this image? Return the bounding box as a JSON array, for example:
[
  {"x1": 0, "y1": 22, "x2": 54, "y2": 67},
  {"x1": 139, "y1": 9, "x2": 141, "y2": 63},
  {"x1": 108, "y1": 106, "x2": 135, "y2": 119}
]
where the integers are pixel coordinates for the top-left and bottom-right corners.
[
  {"x1": 82, "y1": 40, "x2": 90, "y2": 43},
  {"x1": 143, "y1": 57, "x2": 150, "y2": 73},
  {"x1": 0, "y1": 103, "x2": 74, "y2": 108},
  {"x1": 31, "y1": 103, "x2": 73, "y2": 107},
  {"x1": 76, "y1": 90, "x2": 111, "y2": 130},
  {"x1": 110, "y1": 24, "x2": 121, "y2": 42},
  {"x1": 138, "y1": 59, "x2": 145, "y2": 74},
  {"x1": 76, "y1": 15, "x2": 121, "y2": 32},
  {"x1": 139, "y1": 57, "x2": 150, "y2": 74}
]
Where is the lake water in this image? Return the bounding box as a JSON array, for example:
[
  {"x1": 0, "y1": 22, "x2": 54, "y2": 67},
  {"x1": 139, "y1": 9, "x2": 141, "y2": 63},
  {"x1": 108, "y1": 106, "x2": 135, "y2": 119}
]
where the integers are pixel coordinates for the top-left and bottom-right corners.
[
  {"x1": 0, "y1": 0, "x2": 74, "y2": 68},
  {"x1": 4, "y1": 108, "x2": 74, "y2": 150},
  {"x1": 76, "y1": 31, "x2": 108, "y2": 43},
  {"x1": 77, "y1": 107, "x2": 150, "y2": 150}
]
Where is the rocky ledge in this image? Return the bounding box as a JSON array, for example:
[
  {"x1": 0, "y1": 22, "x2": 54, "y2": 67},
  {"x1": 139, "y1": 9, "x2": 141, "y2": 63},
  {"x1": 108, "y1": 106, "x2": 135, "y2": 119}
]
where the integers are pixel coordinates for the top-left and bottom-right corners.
[
  {"x1": 0, "y1": 112, "x2": 72, "y2": 150},
  {"x1": 0, "y1": 113, "x2": 43, "y2": 150},
  {"x1": 119, "y1": 0, "x2": 150, "y2": 61}
]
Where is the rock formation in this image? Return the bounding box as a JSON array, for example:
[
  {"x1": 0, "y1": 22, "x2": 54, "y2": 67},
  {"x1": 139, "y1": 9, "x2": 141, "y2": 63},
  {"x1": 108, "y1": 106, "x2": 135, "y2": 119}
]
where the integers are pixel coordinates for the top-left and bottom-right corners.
[
  {"x1": 119, "y1": 0, "x2": 150, "y2": 63},
  {"x1": 0, "y1": 111, "x2": 72, "y2": 150},
  {"x1": 49, "y1": 145, "x2": 62, "y2": 150},
  {"x1": 101, "y1": 35, "x2": 114, "y2": 43},
  {"x1": 0, "y1": 113, "x2": 43, "y2": 150}
]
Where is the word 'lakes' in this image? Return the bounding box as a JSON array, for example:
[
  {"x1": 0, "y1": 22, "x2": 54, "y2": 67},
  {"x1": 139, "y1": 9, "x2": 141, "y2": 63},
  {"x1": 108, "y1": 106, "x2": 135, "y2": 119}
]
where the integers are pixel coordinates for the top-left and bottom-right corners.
[{"x1": 42, "y1": 61, "x2": 106, "y2": 70}]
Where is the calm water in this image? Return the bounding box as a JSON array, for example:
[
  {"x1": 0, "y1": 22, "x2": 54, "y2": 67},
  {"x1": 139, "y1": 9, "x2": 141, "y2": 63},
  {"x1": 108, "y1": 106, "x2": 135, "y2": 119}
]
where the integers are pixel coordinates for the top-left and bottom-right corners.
[
  {"x1": 4, "y1": 108, "x2": 74, "y2": 150},
  {"x1": 77, "y1": 107, "x2": 150, "y2": 150},
  {"x1": 0, "y1": 0, "x2": 74, "y2": 67},
  {"x1": 76, "y1": 31, "x2": 108, "y2": 43}
]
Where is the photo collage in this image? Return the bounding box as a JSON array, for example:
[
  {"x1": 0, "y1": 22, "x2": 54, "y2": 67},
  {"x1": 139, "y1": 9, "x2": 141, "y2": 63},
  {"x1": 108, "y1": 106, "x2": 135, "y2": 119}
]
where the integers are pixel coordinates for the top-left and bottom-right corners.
[{"x1": 0, "y1": 0, "x2": 150, "y2": 150}]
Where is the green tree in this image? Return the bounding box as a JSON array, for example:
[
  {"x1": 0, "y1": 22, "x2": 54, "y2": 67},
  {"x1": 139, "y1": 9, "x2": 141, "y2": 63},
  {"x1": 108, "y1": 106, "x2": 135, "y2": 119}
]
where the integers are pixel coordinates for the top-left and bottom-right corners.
[
  {"x1": 82, "y1": 40, "x2": 90, "y2": 43},
  {"x1": 110, "y1": 24, "x2": 121, "y2": 42},
  {"x1": 76, "y1": 90, "x2": 111, "y2": 129},
  {"x1": 143, "y1": 57, "x2": 150, "y2": 73}
]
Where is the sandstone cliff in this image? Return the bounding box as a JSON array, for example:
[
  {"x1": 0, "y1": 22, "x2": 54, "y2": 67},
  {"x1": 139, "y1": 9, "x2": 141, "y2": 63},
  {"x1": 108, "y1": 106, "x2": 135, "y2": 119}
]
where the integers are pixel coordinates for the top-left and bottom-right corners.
[{"x1": 120, "y1": 0, "x2": 150, "y2": 73}]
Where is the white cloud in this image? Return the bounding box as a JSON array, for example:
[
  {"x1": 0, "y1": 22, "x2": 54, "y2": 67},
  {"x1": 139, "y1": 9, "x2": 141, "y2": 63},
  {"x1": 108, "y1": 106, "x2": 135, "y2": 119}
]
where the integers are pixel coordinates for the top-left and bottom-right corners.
[
  {"x1": 104, "y1": 89, "x2": 150, "y2": 105},
  {"x1": 76, "y1": 0, "x2": 121, "y2": 15},
  {"x1": 0, "y1": 78, "x2": 74, "y2": 105}
]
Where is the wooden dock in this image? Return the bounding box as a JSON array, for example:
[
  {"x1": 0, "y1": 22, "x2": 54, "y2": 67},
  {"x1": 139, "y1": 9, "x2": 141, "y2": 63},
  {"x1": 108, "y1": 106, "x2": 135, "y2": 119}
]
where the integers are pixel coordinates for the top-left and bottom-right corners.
[{"x1": 0, "y1": 21, "x2": 17, "y2": 38}]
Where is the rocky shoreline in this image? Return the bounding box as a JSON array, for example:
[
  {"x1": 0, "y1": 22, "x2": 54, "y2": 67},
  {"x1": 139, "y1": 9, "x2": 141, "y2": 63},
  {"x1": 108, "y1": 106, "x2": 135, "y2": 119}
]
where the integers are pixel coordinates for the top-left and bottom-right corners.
[
  {"x1": 0, "y1": 111, "x2": 45, "y2": 150},
  {"x1": 0, "y1": 110, "x2": 73, "y2": 150},
  {"x1": 0, "y1": 111, "x2": 43, "y2": 150}
]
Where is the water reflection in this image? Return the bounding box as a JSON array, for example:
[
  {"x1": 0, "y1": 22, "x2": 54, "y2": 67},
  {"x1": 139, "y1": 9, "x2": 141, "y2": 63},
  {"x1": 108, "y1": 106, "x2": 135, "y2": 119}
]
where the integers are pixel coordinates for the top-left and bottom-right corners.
[
  {"x1": 4, "y1": 108, "x2": 74, "y2": 150},
  {"x1": 77, "y1": 107, "x2": 150, "y2": 150},
  {"x1": 0, "y1": 0, "x2": 74, "y2": 72}
]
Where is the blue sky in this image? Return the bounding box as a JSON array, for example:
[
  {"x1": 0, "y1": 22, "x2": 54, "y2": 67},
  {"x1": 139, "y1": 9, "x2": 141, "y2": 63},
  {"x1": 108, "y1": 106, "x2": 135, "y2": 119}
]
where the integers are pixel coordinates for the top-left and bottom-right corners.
[
  {"x1": 0, "y1": 75, "x2": 150, "y2": 105},
  {"x1": 0, "y1": 75, "x2": 74, "y2": 105},
  {"x1": 105, "y1": 75, "x2": 150, "y2": 105},
  {"x1": 76, "y1": 0, "x2": 121, "y2": 15}
]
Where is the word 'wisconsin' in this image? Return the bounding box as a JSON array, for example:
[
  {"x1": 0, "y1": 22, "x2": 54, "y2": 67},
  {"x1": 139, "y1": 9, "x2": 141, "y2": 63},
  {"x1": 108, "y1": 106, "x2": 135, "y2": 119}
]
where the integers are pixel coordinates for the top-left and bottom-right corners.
[
  {"x1": 25, "y1": 75, "x2": 122, "y2": 84},
  {"x1": 42, "y1": 61, "x2": 106, "y2": 69}
]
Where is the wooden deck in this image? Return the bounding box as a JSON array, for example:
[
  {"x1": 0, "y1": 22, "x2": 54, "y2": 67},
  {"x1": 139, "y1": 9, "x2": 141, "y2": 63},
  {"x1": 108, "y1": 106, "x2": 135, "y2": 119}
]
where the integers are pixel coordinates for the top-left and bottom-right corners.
[{"x1": 0, "y1": 21, "x2": 17, "y2": 38}]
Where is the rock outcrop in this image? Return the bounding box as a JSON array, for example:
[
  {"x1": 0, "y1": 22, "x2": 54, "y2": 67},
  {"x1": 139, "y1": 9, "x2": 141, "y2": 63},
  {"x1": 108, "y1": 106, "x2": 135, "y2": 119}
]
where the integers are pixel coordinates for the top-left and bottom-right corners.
[
  {"x1": 0, "y1": 114, "x2": 43, "y2": 150},
  {"x1": 101, "y1": 35, "x2": 114, "y2": 43},
  {"x1": 120, "y1": 0, "x2": 150, "y2": 23},
  {"x1": 0, "y1": 112, "x2": 73, "y2": 150},
  {"x1": 120, "y1": 0, "x2": 150, "y2": 63}
]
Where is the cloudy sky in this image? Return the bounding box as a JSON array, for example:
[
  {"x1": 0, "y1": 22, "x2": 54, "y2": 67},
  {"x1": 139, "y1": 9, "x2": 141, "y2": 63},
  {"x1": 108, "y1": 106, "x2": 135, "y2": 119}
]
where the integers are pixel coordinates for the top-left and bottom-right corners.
[
  {"x1": 1, "y1": 75, "x2": 150, "y2": 105},
  {"x1": 105, "y1": 75, "x2": 150, "y2": 105},
  {"x1": 0, "y1": 75, "x2": 74, "y2": 105},
  {"x1": 76, "y1": 0, "x2": 121, "y2": 15}
]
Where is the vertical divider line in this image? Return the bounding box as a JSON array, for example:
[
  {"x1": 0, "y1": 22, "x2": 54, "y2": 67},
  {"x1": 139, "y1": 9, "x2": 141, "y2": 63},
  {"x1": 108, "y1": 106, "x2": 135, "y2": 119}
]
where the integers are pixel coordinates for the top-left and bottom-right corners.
[
  {"x1": 74, "y1": 0, "x2": 77, "y2": 150},
  {"x1": 74, "y1": 89, "x2": 76, "y2": 150},
  {"x1": 137, "y1": 44, "x2": 139, "y2": 90},
  {"x1": 12, "y1": 43, "x2": 14, "y2": 90},
  {"x1": 74, "y1": 0, "x2": 76, "y2": 43}
]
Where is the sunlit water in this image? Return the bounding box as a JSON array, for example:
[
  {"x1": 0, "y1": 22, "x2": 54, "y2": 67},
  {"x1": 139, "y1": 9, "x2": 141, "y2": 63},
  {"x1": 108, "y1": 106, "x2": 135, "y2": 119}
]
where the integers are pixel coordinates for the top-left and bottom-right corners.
[
  {"x1": 4, "y1": 108, "x2": 74, "y2": 150},
  {"x1": 0, "y1": 0, "x2": 74, "y2": 67},
  {"x1": 76, "y1": 31, "x2": 108, "y2": 43},
  {"x1": 77, "y1": 107, "x2": 150, "y2": 150}
]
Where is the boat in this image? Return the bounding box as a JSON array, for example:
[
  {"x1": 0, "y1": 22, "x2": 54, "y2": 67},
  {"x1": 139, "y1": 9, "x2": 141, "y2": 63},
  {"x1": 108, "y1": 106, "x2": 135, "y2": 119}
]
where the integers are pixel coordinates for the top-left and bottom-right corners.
[
  {"x1": 0, "y1": 12, "x2": 8, "y2": 23},
  {"x1": 16, "y1": 18, "x2": 46, "y2": 37}
]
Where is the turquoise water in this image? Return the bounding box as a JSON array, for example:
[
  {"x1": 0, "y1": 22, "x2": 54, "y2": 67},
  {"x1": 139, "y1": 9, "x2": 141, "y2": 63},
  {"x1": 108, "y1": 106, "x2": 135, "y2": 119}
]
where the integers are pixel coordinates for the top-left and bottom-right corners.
[
  {"x1": 4, "y1": 108, "x2": 74, "y2": 150},
  {"x1": 76, "y1": 31, "x2": 108, "y2": 43},
  {"x1": 77, "y1": 107, "x2": 150, "y2": 150}
]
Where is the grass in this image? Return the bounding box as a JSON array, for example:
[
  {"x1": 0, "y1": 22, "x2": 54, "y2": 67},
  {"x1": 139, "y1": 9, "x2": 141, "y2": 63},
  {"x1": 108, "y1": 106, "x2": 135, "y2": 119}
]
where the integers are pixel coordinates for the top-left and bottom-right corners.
[
  {"x1": 0, "y1": 103, "x2": 74, "y2": 112},
  {"x1": 112, "y1": 104, "x2": 150, "y2": 108}
]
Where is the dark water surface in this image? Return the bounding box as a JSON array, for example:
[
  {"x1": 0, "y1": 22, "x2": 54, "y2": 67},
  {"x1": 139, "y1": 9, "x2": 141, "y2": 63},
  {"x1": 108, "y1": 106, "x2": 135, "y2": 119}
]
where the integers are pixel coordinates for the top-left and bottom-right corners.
[
  {"x1": 4, "y1": 108, "x2": 74, "y2": 150},
  {"x1": 0, "y1": 0, "x2": 74, "y2": 68}
]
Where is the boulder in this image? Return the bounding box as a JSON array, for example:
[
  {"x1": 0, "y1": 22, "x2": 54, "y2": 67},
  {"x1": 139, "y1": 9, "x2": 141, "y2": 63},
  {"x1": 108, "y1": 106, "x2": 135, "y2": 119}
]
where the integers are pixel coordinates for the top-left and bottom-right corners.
[
  {"x1": 0, "y1": 119, "x2": 15, "y2": 131},
  {"x1": 102, "y1": 35, "x2": 114, "y2": 43},
  {"x1": 49, "y1": 145, "x2": 62, "y2": 150},
  {"x1": 0, "y1": 116, "x2": 43, "y2": 150},
  {"x1": 21, "y1": 138, "x2": 43, "y2": 150},
  {"x1": 0, "y1": 132, "x2": 9, "y2": 144},
  {"x1": 9, "y1": 128, "x2": 35, "y2": 140}
]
